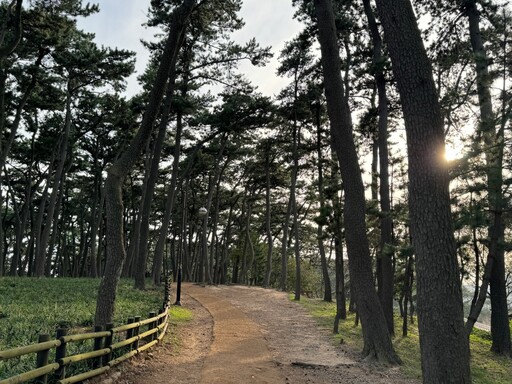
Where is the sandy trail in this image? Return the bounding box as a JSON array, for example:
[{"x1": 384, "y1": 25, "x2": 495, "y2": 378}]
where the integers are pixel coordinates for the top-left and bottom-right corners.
[{"x1": 89, "y1": 283, "x2": 419, "y2": 384}]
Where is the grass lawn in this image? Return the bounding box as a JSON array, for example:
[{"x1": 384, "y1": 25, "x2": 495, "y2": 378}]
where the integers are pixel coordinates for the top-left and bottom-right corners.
[
  {"x1": 0, "y1": 277, "x2": 171, "y2": 379},
  {"x1": 295, "y1": 297, "x2": 512, "y2": 384}
]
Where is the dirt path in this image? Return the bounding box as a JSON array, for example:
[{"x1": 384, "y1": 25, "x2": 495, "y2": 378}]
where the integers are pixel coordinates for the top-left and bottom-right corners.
[{"x1": 91, "y1": 283, "x2": 419, "y2": 384}]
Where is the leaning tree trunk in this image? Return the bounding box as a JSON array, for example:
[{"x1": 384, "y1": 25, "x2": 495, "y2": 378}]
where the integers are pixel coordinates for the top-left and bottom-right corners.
[
  {"x1": 331, "y1": 157, "x2": 347, "y2": 332},
  {"x1": 375, "y1": 0, "x2": 471, "y2": 380},
  {"x1": 152, "y1": 108, "x2": 183, "y2": 286},
  {"x1": 313, "y1": 0, "x2": 399, "y2": 363},
  {"x1": 35, "y1": 83, "x2": 73, "y2": 277},
  {"x1": 10, "y1": 135, "x2": 38, "y2": 277},
  {"x1": 315, "y1": 104, "x2": 332, "y2": 302},
  {"x1": 45, "y1": 174, "x2": 66, "y2": 276},
  {"x1": 134, "y1": 77, "x2": 178, "y2": 290},
  {"x1": 462, "y1": 0, "x2": 511, "y2": 355},
  {"x1": 94, "y1": 0, "x2": 196, "y2": 327},
  {"x1": 333, "y1": 199, "x2": 347, "y2": 333},
  {"x1": 0, "y1": 0, "x2": 23, "y2": 276},
  {"x1": 362, "y1": 0, "x2": 394, "y2": 336}
]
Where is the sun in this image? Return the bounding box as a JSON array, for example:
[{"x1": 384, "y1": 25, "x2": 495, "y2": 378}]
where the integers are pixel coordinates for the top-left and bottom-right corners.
[{"x1": 444, "y1": 143, "x2": 460, "y2": 161}]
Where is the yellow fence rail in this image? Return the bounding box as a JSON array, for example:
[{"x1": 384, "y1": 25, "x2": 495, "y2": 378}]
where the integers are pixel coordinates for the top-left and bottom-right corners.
[{"x1": 0, "y1": 278, "x2": 173, "y2": 384}]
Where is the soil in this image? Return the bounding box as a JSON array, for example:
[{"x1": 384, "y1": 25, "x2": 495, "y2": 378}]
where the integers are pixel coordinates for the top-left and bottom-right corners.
[{"x1": 89, "y1": 283, "x2": 420, "y2": 384}]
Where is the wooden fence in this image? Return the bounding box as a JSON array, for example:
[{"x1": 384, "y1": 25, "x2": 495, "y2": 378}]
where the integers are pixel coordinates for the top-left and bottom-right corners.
[{"x1": 0, "y1": 279, "x2": 173, "y2": 384}]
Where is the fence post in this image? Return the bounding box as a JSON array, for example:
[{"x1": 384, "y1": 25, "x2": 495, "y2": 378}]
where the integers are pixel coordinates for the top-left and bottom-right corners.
[
  {"x1": 35, "y1": 333, "x2": 50, "y2": 384},
  {"x1": 93, "y1": 325, "x2": 104, "y2": 368},
  {"x1": 103, "y1": 323, "x2": 114, "y2": 366},
  {"x1": 126, "y1": 317, "x2": 134, "y2": 351},
  {"x1": 156, "y1": 309, "x2": 163, "y2": 339},
  {"x1": 133, "y1": 316, "x2": 141, "y2": 350},
  {"x1": 157, "y1": 308, "x2": 164, "y2": 326},
  {"x1": 149, "y1": 312, "x2": 156, "y2": 342},
  {"x1": 55, "y1": 328, "x2": 68, "y2": 380}
]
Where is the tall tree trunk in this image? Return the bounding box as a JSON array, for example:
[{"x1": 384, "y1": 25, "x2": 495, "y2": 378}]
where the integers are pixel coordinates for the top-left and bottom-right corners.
[
  {"x1": 263, "y1": 148, "x2": 273, "y2": 287},
  {"x1": 35, "y1": 83, "x2": 73, "y2": 277},
  {"x1": 134, "y1": 78, "x2": 177, "y2": 290},
  {"x1": 292, "y1": 123, "x2": 301, "y2": 301},
  {"x1": 315, "y1": 105, "x2": 331, "y2": 302},
  {"x1": 375, "y1": 0, "x2": 471, "y2": 380},
  {"x1": 0, "y1": 0, "x2": 24, "y2": 276},
  {"x1": 152, "y1": 108, "x2": 183, "y2": 286},
  {"x1": 201, "y1": 135, "x2": 227, "y2": 284},
  {"x1": 333, "y1": 202, "x2": 346, "y2": 332},
  {"x1": 94, "y1": 0, "x2": 196, "y2": 327},
  {"x1": 280, "y1": 193, "x2": 292, "y2": 291},
  {"x1": 209, "y1": 162, "x2": 227, "y2": 280},
  {"x1": 219, "y1": 200, "x2": 235, "y2": 284},
  {"x1": 123, "y1": 176, "x2": 144, "y2": 278},
  {"x1": 89, "y1": 174, "x2": 104, "y2": 278},
  {"x1": 331, "y1": 157, "x2": 346, "y2": 332},
  {"x1": 45, "y1": 175, "x2": 66, "y2": 276},
  {"x1": 402, "y1": 251, "x2": 414, "y2": 337},
  {"x1": 314, "y1": 0, "x2": 399, "y2": 363},
  {"x1": 241, "y1": 195, "x2": 255, "y2": 284},
  {"x1": 0, "y1": 0, "x2": 23, "y2": 61},
  {"x1": 461, "y1": 0, "x2": 511, "y2": 355},
  {"x1": 362, "y1": 0, "x2": 394, "y2": 336},
  {"x1": 10, "y1": 135, "x2": 37, "y2": 276}
]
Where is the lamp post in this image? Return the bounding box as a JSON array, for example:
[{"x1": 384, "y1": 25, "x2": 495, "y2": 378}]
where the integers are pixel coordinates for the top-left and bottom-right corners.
[
  {"x1": 174, "y1": 247, "x2": 183, "y2": 306},
  {"x1": 173, "y1": 189, "x2": 190, "y2": 306},
  {"x1": 198, "y1": 206, "x2": 208, "y2": 284}
]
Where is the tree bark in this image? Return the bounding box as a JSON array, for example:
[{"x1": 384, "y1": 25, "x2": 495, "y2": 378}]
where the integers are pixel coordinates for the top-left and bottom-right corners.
[
  {"x1": 314, "y1": 0, "x2": 399, "y2": 363},
  {"x1": 315, "y1": 105, "x2": 331, "y2": 302},
  {"x1": 375, "y1": 0, "x2": 471, "y2": 380},
  {"x1": 88, "y1": 166, "x2": 104, "y2": 278},
  {"x1": 201, "y1": 135, "x2": 227, "y2": 284},
  {"x1": 263, "y1": 147, "x2": 273, "y2": 287},
  {"x1": 35, "y1": 83, "x2": 73, "y2": 277},
  {"x1": 152, "y1": 108, "x2": 183, "y2": 286},
  {"x1": 209, "y1": 162, "x2": 227, "y2": 280},
  {"x1": 94, "y1": 0, "x2": 196, "y2": 327},
  {"x1": 292, "y1": 123, "x2": 301, "y2": 301},
  {"x1": 280, "y1": 191, "x2": 292, "y2": 291},
  {"x1": 331, "y1": 157, "x2": 346, "y2": 332},
  {"x1": 134, "y1": 78, "x2": 177, "y2": 290},
  {"x1": 461, "y1": 0, "x2": 511, "y2": 355},
  {"x1": 0, "y1": 0, "x2": 23, "y2": 60},
  {"x1": 362, "y1": 0, "x2": 394, "y2": 336}
]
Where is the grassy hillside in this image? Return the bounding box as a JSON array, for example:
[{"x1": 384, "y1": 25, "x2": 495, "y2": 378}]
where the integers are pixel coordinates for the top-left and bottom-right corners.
[
  {"x1": 0, "y1": 277, "x2": 168, "y2": 379},
  {"x1": 297, "y1": 298, "x2": 512, "y2": 384}
]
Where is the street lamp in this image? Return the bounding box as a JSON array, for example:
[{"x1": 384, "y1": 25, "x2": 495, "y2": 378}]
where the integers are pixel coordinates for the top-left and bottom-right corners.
[
  {"x1": 174, "y1": 240, "x2": 183, "y2": 306},
  {"x1": 198, "y1": 207, "x2": 208, "y2": 284},
  {"x1": 174, "y1": 205, "x2": 208, "y2": 305}
]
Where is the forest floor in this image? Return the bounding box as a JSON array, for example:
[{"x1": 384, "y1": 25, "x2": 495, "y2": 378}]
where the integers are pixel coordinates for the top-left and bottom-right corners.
[{"x1": 89, "y1": 283, "x2": 420, "y2": 384}]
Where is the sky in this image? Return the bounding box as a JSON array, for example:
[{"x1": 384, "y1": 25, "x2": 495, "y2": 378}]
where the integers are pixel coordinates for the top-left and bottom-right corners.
[{"x1": 77, "y1": 1, "x2": 305, "y2": 97}]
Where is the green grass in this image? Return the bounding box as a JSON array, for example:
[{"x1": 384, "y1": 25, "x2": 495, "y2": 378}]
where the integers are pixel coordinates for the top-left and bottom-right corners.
[
  {"x1": 165, "y1": 305, "x2": 194, "y2": 351},
  {"x1": 169, "y1": 305, "x2": 193, "y2": 323},
  {"x1": 0, "y1": 277, "x2": 166, "y2": 379},
  {"x1": 294, "y1": 297, "x2": 512, "y2": 383}
]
